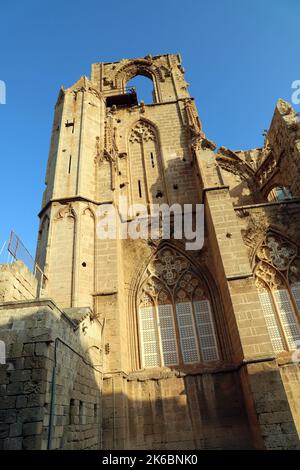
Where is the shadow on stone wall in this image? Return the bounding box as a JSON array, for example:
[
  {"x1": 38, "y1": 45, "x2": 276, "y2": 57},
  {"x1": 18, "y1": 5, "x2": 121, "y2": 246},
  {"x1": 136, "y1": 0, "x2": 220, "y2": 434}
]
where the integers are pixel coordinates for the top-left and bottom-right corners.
[{"x1": 0, "y1": 301, "x2": 257, "y2": 450}]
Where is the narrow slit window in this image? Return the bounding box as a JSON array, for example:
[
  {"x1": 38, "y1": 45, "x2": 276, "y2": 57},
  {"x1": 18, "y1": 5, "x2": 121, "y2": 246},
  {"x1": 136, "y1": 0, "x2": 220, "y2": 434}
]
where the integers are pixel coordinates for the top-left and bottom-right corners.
[
  {"x1": 68, "y1": 155, "x2": 72, "y2": 174},
  {"x1": 150, "y1": 152, "x2": 155, "y2": 168},
  {"x1": 138, "y1": 180, "x2": 142, "y2": 198}
]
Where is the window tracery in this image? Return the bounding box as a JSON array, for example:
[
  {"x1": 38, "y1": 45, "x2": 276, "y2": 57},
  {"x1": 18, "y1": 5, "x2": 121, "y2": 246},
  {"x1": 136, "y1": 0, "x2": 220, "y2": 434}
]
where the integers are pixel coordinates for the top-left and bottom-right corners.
[
  {"x1": 255, "y1": 232, "x2": 300, "y2": 353},
  {"x1": 137, "y1": 247, "x2": 219, "y2": 368},
  {"x1": 129, "y1": 121, "x2": 156, "y2": 144}
]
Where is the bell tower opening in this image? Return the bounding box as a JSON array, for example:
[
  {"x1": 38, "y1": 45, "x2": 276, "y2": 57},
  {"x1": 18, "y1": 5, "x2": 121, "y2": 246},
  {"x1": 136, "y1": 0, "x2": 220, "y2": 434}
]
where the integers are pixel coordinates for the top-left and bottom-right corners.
[{"x1": 126, "y1": 75, "x2": 155, "y2": 104}]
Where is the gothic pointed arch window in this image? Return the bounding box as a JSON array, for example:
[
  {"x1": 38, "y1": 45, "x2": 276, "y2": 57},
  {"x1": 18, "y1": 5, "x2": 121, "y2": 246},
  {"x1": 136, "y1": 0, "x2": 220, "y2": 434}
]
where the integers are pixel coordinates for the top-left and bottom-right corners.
[
  {"x1": 137, "y1": 246, "x2": 220, "y2": 368},
  {"x1": 267, "y1": 186, "x2": 293, "y2": 202},
  {"x1": 128, "y1": 119, "x2": 167, "y2": 208},
  {"x1": 255, "y1": 232, "x2": 300, "y2": 353}
]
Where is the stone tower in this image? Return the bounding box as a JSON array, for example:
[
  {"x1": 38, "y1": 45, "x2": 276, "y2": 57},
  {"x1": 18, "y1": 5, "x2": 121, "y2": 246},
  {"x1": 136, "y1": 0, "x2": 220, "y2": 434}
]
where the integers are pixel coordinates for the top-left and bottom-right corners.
[{"x1": 1, "y1": 54, "x2": 300, "y2": 450}]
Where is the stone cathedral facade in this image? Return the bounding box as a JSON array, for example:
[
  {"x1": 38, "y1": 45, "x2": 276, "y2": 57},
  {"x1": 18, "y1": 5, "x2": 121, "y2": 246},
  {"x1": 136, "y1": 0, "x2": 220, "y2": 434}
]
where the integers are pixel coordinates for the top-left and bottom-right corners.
[{"x1": 1, "y1": 54, "x2": 300, "y2": 450}]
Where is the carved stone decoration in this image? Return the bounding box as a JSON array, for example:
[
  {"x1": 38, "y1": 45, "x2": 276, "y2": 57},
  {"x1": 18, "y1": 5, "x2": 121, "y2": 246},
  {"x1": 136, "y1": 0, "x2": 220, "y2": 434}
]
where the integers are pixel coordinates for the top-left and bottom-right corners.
[
  {"x1": 138, "y1": 246, "x2": 208, "y2": 307},
  {"x1": 253, "y1": 231, "x2": 300, "y2": 297},
  {"x1": 55, "y1": 204, "x2": 75, "y2": 220},
  {"x1": 103, "y1": 116, "x2": 118, "y2": 189},
  {"x1": 277, "y1": 98, "x2": 294, "y2": 116},
  {"x1": 158, "y1": 65, "x2": 171, "y2": 82},
  {"x1": 184, "y1": 99, "x2": 204, "y2": 139},
  {"x1": 255, "y1": 260, "x2": 285, "y2": 290},
  {"x1": 115, "y1": 59, "x2": 153, "y2": 79},
  {"x1": 158, "y1": 290, "x2": 171, "y2": 304},
  {"x1": 104, "y1": 116, "x2": 118, "y2": 158},
  {"x1": 241, "y1": 214, "x2": 269, "y2": 259},
  {"x1": 113, "y1": 58, "x2": 170, "y2": 87},
  {"x1": 94, "y1": 136, "x2": 104, "y2": 165},
  {"x1": 140, "y1": 292, "x2": 153, "y2": 307},
  {"x1": 256, "y1": 234, "x2": 297, "y2": 271},
  {"x1": 142, "y1": 276, "x2": 165, "y2": 297},
  {"x1": 87, "y1": 86, "x2": 102, "y2": 100},
  {"x1": 82, "y1": 205, "x2": 94, "y2": 218},
  {"x1": 255, "y1": 277, "x2": 269, "y2": 293},
  {"x1": 216, "y1": 147, "x2": 261, "y2": 197},
  {"x1": 256, "y1": 153, "x2": 277, "y2": 186},
  {"x1": 103, "y1": 77, "x2": 114, "y2": 88},
  {"x1": 176, "y1": 288, "x2": 188, "y2": 302},
  {"x1": 174, "y1": 272, "x2": 204, "y2": 301},
  {"x1": 184, "y1": 98, "x2": 217, "y2": 165},
  {"x1": 129, "y1": 121, "x2": 156, "y2": 144}
]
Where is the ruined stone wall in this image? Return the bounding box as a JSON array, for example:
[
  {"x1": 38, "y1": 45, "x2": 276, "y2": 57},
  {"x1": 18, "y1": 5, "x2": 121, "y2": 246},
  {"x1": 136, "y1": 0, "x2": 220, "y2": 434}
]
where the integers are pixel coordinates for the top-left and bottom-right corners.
[
  {"x1": 260, "y1": 99, "x2": 300, "y2": 198},
  {"x1": 216, "y1": 99, "x2": 300, "y2": 206},
  {"x1": 91, "y1": 54, "x2": 189, "y2": 103},
  {"x1": 0, "y1": 299, "x2": 103, "y2": 450}
]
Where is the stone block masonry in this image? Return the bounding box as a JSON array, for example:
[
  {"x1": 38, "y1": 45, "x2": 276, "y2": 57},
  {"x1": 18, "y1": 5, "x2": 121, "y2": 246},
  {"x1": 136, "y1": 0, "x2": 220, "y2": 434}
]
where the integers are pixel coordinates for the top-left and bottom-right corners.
[{"x1": 1, "y1": 54, "x2": 300, "y2": 450}]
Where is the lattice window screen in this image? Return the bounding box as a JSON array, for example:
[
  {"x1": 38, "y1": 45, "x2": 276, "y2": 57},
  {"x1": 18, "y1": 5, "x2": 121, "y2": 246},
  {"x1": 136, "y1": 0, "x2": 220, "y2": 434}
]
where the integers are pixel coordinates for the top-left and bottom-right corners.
[
  {"x1": 194, "y1": 300, "x2": 219, "y2": 361},
  {"x1": 273, "y1": 289, "x2": 300, "y2": 350},
  {"x1": 258, "y1": 291, "x2": 285, "y2": 353},
  {"x1": 291, "y1": 282, "x2": 300, "y2": 314},
  {"x1": 139, "y1": 306, "x2": 160, "y2": 368},
  {"x1": 175, "y1": 302, "x2": 199, "y2": 363},
  {"x1": 157, "y1": 304, "x2": 178, "y2": 366}
]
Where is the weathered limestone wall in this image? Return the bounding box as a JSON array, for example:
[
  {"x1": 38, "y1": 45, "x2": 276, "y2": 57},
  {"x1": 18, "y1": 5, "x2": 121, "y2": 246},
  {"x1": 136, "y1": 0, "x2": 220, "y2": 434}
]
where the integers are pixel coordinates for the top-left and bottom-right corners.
[
  {"x1": 195, "y1": 144, "x2": 273, "y2": 360},
  {"x1": 0, "y1": 261, "x2": 37, "y2": 302},
  {"x1": 194, "y1": 144, "x2": 300, "y2": 450},
  {"x1": 109, "y1": 101, "x2": 200, "y2": 207},
  {"x1": 233, "y1": 200, "x2": 300, "y2": 447},
  {"x1": 102, "y1": 370, "x2": 254, "y2": 450},
  {"x1": 244, "y1": 362, "x2": 300, "y2": 449},
  {"x1": 280, "y1": 362, "x2": 300, "y2": 438},
  {"x1": 215, "y1": 99, "x2": 300, "y2": 206},
  {"x1": 260, "y1": 99, "x2": 300, "y2": 198},
  {"x1": 2, "y1": 56, "x2": 300, "y2": 451},
  {"x1": 0, "y1": 299, "x2": 103, "y2": 450},
  {"x1": 236, "y1": 199, "x2": 300, "y2": 249}
]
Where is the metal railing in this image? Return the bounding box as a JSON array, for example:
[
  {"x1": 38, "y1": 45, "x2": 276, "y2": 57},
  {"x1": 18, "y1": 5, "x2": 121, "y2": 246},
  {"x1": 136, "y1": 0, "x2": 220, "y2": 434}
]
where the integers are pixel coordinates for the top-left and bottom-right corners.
[{"x1": 6, "y1": 230, "x2": 47, "y2": 297}]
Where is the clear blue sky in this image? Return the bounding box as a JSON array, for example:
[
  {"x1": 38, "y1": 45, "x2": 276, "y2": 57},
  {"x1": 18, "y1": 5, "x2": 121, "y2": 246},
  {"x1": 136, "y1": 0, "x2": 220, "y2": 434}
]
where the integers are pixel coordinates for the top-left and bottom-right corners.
[{"x1": 0, "y1": 0, "x2": 299, "y2": 260}]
